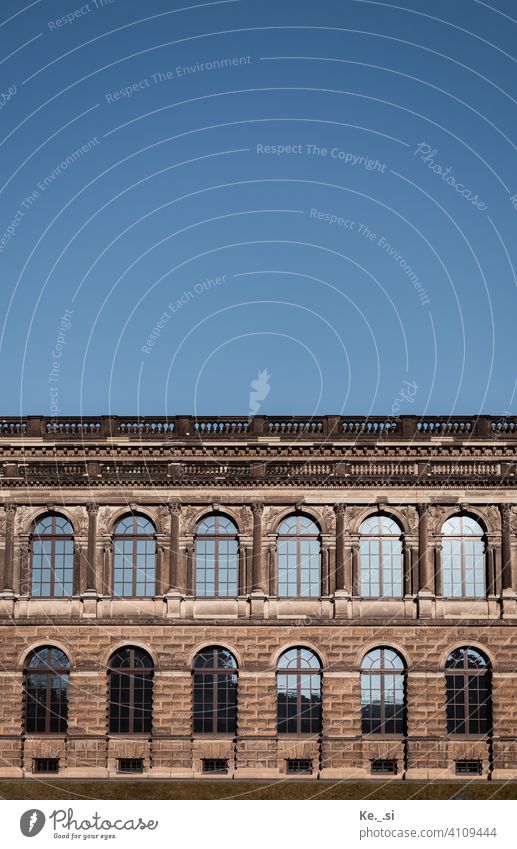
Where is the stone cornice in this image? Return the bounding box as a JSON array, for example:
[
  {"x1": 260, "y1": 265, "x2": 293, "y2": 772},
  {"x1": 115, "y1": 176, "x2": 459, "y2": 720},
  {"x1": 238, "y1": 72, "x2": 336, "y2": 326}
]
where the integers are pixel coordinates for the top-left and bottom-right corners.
[{"x1": 0, "y1": 415, "x2": 515, "y2": 488}]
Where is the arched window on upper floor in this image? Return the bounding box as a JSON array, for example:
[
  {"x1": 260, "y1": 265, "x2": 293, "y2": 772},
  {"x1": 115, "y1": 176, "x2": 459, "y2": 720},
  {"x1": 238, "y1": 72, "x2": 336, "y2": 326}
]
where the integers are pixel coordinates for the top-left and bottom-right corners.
[
  {"x1": 441, "y1": 515, "x2": 486, "y2": 598},
  {"x1": 31, "y1": 514, "x2": 74, "y2": 598},
  {"x1": 277, "y1": 515, "x2": 321, "y2": 598},
  {"x1": 195, "y1": 515, "x2": 239, "y2": 597},
  {"x1": 113, "y1": 514, "x2": 156, "y2": 598},
  {"x1": 359, "y1": 515, "x2": 403, "y2": 598}
]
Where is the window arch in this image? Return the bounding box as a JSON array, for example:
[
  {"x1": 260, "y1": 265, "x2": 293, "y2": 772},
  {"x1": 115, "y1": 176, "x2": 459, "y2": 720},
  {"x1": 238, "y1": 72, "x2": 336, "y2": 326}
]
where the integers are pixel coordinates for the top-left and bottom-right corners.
[
  {"x1": 108, "y1": 646, "x2": 154, "y2": 734},
  {"x1": 277, "y1": 647, "x2": 322, "y2": 735},
  {"x1": 113, "y1": 514, "x2": 156, "y2": 597},
  {"x1": 192, "y1": 647, "x2": 238, "y2": 734},
  {"x1": 277, "y1": 514, "x2": 321, "y2": 597},
  {"x1": 441, "y1": 515, "x2": 486, "y2": 598},
  {"x1": 361, "y1": 647, "x2": 406, "y2": 735},
  {"x1": 24, "y1": 646, "x2": 70, "y2": 733},
  {"x1": 31, "y1": 514, "x2": 74, "y2": 598},
  {"x1": 359, "y1": 515, "x2": 403, "y2": 598},
  {"x1": 445, "y1": 647, "x2": 491, "y2": 735},
  {"x1": 195, "y1": 515, "x2": 239, "y2": 597}
]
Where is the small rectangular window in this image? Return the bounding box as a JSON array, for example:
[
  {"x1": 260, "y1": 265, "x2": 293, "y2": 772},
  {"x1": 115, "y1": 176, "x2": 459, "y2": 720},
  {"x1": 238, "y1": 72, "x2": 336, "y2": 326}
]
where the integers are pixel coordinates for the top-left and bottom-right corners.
[
  {"x1": 202, "y1": 758, "x2": 228, "y2": 774},
  {"x1": 286, "y1": 758, "x2": 313, "y2": 774},
  {"x1": 371, "y1": 758, "x2": 397, "y2": 775},
  {"x1": 455, "y1": 759, "x2": 482, "y2": 775},
  {"x1": 117, "y1": 758, "x2": 144, "y2": 774},
  {"x1": 33, "y1": 758, "x2": 59, "y2": 774}
]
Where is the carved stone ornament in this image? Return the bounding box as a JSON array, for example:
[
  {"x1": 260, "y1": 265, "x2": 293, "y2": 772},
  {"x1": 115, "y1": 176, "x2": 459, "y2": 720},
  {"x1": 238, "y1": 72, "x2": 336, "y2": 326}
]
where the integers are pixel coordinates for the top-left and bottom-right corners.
[
  {"x1": 482, "y1": 505, "x2": 501, "y2": 533},
  {"x1": 319, "y1": 506, "x2": 336, "y2": 533},
  {"x1": 97, "y1": 506, "x2": 115, "y2": 536},
  {"x1": 398, "y1": 506, "x2": 419, "y2": 535},
  {"x1": 427, "y1": 505, "x2": 452, "y2": 535}
]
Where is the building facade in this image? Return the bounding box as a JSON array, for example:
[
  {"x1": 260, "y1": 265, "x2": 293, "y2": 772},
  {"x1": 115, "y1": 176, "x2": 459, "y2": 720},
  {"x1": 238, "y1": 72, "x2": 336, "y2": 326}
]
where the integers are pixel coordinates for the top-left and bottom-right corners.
[{"x1": 0, "y1": 414, "x2": 516, "y2": 781}]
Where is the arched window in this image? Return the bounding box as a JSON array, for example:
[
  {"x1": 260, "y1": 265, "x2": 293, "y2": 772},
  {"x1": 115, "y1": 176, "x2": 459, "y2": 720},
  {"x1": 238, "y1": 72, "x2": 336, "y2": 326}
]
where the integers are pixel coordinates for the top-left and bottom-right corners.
[
  {"x1": 108, "y1": 646, "x2": 154, "y2": 734},
  {"x1": 195, "y1": 515, "x2": 239, "y2": 597},
  {"x1": 359, "y1": 515, "x2": 403, "y2": 598},
  {"x1": 24, "y1": 646, "x2": 70, "y2": 733},
  {"x1": 31, "y1": 514, "x2": 74, "y2": 597},
  {"x1": 277, "y1": 515, "x2": 321, "y2": 597},
  {"x1": 113, "y1": 514, "x2": 156, "y2": 597},
  {"x1": 442, "y1": 515, "x2": 486, "y2": 598},
  {"x1": 445, "y1": 647, "x2": 491, "y2": 735},
  {"x1": 277, "y1": 647, "x2": 322, "y2": 735},
  {"x1": 192, "y1": 647, "x2": 238, "y2": 734},
  {"x1": 361, "y1": 648, "x2": 406, "y2": 735}
]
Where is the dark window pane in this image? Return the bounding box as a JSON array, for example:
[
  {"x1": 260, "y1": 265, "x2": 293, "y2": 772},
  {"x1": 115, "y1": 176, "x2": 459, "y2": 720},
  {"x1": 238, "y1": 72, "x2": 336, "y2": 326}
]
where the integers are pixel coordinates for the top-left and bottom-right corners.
[
  {"x1": 24, "y1": 646, "x2": 70, "y2": 734},
  {"x1": 192, "y1": 647, "x2": 238, "y2": 735}
]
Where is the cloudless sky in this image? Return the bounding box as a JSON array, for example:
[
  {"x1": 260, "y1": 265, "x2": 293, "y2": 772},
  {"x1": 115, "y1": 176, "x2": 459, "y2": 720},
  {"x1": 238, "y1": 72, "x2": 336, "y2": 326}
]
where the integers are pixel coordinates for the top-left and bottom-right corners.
[{"x1": 0, "y1": 0, "x2": 516, "y2": 417}]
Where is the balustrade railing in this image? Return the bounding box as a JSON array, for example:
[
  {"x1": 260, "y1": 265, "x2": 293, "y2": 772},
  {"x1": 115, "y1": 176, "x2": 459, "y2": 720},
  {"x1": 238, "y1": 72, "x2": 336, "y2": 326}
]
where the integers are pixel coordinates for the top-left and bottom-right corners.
[{"x1": 0, "y1": 415, "x2": 516, "y2": 439}]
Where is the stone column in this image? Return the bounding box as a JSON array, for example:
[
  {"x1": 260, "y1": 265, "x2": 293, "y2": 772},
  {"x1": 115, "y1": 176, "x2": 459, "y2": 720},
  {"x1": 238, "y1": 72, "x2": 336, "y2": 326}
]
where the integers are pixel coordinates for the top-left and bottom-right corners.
[
  {"x1": 238, "y1": 545, "x2": 247, "y2": 595},
  {"x1": 267, "y1": 545, "x2": 276, "y2": 596},
  {"x1": 417, "y1": 504, "x2": 431, "y2": 592},
  {"x1": 500, "y1": 505, "x2": 513, "y2": 591},
  {"x1": 168, "y1": 503, "x2": 181, "y2": 591},
  {"x1": 403, "y1": 545, "x2": 412, "y2": 596},
  {"x1": 334, "y1": 504, "x2": 346, "y2": 590},
  {"x1": 486, "y1": 542, "x2": 497, "y2": 595},
  {"x1": 434, "y1": 543, "x2": 443, "y2": 596},
  {"x1": 351, "y1": 543, "x2": 360, "y2": 595},
  {"x1": 85, "y1": 503, "x2": 98, "y2": 592},
  {"x1": 186, "y1": 545, "x2": 194, "y2": 595},
  {"x1": 101, "y1": 540, "x2": 113, "y2": 595},
  {"x1": 320, "y1": 544, "x2": 329, "y2": 596},
  {"x1": 3, "y1": 504, "x2": 16, "y2": 593},
  {"x1": 251, "y1": 503, "x2": 265, "y2": 593}
]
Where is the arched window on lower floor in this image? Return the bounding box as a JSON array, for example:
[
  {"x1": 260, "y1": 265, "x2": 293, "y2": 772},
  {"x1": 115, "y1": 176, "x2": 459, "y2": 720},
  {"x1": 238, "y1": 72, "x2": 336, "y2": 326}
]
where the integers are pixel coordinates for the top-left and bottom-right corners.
[
  {"x1": 192, "y1": 647, "x2": 238, "y2": 734},
  {"x1": 361, "y1": 647, "x2": 406, "y2": 735},
  {"x1": 445, "y1": 647, "x2": 491, "y2": 735},
  {"x1": 277, "y1": 647, "x2": 322, "y2": 734},
  {"x1": 108, "y1": 646, "x2": 154, "y2": 734},
  {"x1": 24, "y1": 646, "x2": 70, "y2": 733}
]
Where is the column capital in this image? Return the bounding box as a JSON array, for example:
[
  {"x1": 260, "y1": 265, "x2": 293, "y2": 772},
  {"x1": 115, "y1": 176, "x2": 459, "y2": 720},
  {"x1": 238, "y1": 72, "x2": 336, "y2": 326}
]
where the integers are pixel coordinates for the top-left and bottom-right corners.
[
  {"x1": 85, "y1": 502, "x2": 99, "y2": 515},
  {"x1": 251, "y1": 502, "x2": 264, "y2": 516},
  {"x1": 416, "y1": 503, "x2": 428, "y2": 517},
  {"x1": 167, "y1": 502, "x2": 181, "y2": 516},
  {"x1": 3, "y1": 503, "x2": 17, "y2": 515},
  {"x1": 334, "y1": 503, "x2": 346, "y2": 516}
]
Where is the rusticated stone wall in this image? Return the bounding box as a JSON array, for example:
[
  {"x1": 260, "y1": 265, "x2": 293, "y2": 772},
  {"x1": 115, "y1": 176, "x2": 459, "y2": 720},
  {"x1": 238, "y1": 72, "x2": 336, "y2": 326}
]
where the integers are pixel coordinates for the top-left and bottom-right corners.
[{"x1": 0, "y1": 622, "x2": 516, "y2": 780}]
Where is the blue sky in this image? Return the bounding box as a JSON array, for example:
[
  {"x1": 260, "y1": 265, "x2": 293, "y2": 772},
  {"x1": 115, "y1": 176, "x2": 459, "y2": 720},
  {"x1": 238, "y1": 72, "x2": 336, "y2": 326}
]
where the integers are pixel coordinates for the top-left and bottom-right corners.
[{"x1": 0, "y1": 0, "x2": 516, "y2": 416}]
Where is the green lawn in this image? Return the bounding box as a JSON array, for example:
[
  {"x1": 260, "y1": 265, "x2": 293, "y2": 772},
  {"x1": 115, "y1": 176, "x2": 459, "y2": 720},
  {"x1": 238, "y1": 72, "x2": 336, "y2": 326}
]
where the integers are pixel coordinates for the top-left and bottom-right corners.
[{"x1": 1, "y1": 781, "x2": 516, "y2": 800}]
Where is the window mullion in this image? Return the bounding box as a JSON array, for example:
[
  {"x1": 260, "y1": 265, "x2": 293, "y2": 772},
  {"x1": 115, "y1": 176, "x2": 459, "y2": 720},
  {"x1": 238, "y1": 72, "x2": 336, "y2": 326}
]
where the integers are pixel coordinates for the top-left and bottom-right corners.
[{"x1": 213, "y1": 651, "x2": 218, "y2": 733}]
